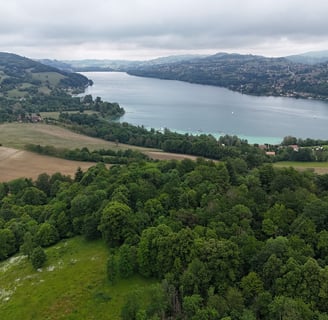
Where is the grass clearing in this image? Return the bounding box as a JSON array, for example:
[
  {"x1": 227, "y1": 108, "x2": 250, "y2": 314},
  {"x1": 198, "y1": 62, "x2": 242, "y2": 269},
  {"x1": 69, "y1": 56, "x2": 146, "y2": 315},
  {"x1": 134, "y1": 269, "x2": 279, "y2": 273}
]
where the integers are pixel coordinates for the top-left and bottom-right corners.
[
  {"x1": 40, "y1": 110, "x2": 99, "y2": 120},
  {"x1": 274, "y1": 161, "x2": 328, "y2": 174},
  {"x1": 31, "y1": 72, "x2": 66, "y2": 87},
  {"x1": 0, "y1": 237, "x2": 155, "y2": 320},
  {"x1": 7, "y1": 89, "x2": 26, "y2": 99}
]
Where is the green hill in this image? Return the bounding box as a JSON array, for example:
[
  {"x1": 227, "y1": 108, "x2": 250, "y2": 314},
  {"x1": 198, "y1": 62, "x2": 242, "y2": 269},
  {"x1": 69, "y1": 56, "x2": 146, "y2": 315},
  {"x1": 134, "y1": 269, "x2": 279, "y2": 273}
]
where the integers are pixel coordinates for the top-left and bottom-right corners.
[
  {"x1": 127, "y1": 52, "x2": 328, "y2": 100},
  {"x1": 0, "y1": 237, "x2": 154, "y2": 320},
  {"x1": 0, "y1": 52, "x2": 91, "y2": 98}
]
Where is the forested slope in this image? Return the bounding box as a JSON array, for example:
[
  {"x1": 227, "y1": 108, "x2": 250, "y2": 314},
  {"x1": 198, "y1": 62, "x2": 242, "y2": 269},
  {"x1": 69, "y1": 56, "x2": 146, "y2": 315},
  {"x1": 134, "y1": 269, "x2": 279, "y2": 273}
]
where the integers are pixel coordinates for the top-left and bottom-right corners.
[{"x1": 1, "y1": 158, "x2": 328, "y2": 319}]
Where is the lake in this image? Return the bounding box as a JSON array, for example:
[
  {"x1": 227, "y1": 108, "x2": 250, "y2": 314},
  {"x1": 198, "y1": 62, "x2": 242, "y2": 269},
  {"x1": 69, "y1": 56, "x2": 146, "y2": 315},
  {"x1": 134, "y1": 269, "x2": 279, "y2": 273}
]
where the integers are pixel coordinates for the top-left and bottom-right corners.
[{"x1": 82, "y1": 72, "x2": 328, "y2": 144}]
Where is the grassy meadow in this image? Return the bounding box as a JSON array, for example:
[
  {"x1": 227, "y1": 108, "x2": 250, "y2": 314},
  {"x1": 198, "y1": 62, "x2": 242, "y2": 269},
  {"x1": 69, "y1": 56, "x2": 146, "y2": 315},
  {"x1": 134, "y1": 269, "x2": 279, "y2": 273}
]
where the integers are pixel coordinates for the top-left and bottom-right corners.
[
  {"x1": 0, "y1": 122, "x2": 159, "y2": 152},
  {"x1": 0, "y1": 237, "x2": 155, "y2": 320},
  {"x1": 274, "y1": 161, "x2": 328, "y2": 174},
  {"x1": 31, "y1": 72, "x2": 66, "y2": 87}
]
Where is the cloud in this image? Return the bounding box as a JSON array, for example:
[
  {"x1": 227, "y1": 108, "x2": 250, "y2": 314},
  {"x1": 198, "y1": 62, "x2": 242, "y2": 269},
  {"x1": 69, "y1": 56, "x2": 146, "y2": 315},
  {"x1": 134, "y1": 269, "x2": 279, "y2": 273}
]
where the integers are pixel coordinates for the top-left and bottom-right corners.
[{"x1": 1, "y1": 0, "x2": 328, "y2": 59}]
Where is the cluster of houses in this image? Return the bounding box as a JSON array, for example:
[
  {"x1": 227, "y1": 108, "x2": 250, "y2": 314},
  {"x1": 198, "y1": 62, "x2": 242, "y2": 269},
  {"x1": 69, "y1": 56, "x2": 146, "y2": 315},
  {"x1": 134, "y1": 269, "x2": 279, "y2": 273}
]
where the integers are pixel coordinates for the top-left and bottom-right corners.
[
  {"x1": 258, "y1": 143, "x2": 300, "y2": 157},
  {"x1": 17, "y1": 113, "x2": 42, "y2": 123}
]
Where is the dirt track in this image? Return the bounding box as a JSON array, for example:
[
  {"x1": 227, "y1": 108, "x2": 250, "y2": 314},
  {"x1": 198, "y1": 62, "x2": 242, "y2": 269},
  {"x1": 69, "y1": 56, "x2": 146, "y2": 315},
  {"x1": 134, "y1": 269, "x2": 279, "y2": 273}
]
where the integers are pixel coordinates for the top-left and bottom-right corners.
[
  {"x1": 0, "y1": 147, "x2": 97, "y2": 182},
  {"x1": 145, "y1": 151, "x2": 199, "y2": 161}
]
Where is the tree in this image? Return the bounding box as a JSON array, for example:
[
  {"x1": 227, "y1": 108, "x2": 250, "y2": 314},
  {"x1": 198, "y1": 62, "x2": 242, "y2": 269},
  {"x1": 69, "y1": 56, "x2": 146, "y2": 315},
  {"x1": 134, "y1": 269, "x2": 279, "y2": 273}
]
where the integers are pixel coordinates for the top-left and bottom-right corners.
[
  {"x1": 317, "y1": 230, "x2": 328, "y2": 262},
  {"x1": 0, "y1": 228, "x2": 16, "y2": 260},
  {"x1": 303, "y1": 198, "x2": 328, "y2": 231},
  {"x1": 180, "y1": 258, "x2": 211, "y2": 297},
  {"x1": 240, "y1": 272, "x2": 264, "y2": 305},
  {"x1": 225, "y1": 287, "x2": 245, "y2": 318},
  {"x1": 263, "y1": 204, "x2": 295, "y2": 236},
  {"x1": 35, "y1": 173, "x2": 51, "y2": 196},
  {"x1": 319, "y1": 267, "x2": 328, "y2": 312},
  {"x1": 192, "y1": 307, "x2": 219, "y2": 320},
  {"x1": 20, "y1": 187, "x2": 47, "y2": 205},
  {"x1": 146, "y1": 284, "x2": 168, "y2": 319},
  {"x1": 182, "y1": 294, "x2": 203, "y2": 319},
  {"x1": 107, "y1": 253, "x2": 119, "y2": 284},
  {"x1": 20, "y1": 231, "x2": 35, "y2": 257},
  {"x1": 36, "y1": 222, "x2": 59, "y2": 247},
  {"x1": 121, "y1": 291, "x2": 141, "y2": 320},
  {"x1": 98, "y1": 201, "x2": 134, "y2": 247},
  {"x1": 118, "y1": 244, "x2": 137, "y2": 278},
  {"x1": 30, "y1": 246, "x2": 47, "y2": 269},
  {"x1": 74, "y1": 167, "x2": 84, "y2": 182},
  {"x1": 137, "y1": 224, "x2": 173, "y2": 277},
  {"x1": 83, "y1": 213, "x2": 101, "y2": 240},
  {"x1": 56, "y1": 211, "x2": 72, "y2": 238},
  {"x1": 300, "y1": 258, "x2": 321, "y2": 304},
  {"x1": 282, "y1": 136, "x2": 297, "y2": 146},
  {"x1": 269, "y1": 296, "x2": 313, "y2": 320}
]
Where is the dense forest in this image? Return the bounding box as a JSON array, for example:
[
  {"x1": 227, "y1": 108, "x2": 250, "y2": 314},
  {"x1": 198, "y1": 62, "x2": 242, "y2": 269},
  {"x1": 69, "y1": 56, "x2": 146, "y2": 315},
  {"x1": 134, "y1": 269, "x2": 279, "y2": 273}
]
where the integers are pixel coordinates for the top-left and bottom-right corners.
[{"x1": 1, "y1": 157, "x2": 328, "y2": 319}]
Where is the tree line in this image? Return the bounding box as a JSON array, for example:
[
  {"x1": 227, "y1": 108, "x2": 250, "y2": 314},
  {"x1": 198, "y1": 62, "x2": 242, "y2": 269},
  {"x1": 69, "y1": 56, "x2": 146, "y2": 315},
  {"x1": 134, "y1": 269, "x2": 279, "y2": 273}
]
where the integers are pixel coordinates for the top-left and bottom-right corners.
[
  {"x1": 24, "y1": 144, "x2": 149, "y2": 164},
  {"x1": 57, "y1": 112, "x2": 269, "y2": 167},
  {"x1": 0, "y1": 92, "x2": 124, "y2": 123}
]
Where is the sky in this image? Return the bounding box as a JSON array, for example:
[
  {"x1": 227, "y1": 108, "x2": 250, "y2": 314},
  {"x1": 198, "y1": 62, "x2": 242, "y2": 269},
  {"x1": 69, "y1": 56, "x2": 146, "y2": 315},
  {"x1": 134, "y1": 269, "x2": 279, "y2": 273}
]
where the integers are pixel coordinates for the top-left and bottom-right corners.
[{"x1": 1, "y1": 0, "x2": 328, "y2": 60}]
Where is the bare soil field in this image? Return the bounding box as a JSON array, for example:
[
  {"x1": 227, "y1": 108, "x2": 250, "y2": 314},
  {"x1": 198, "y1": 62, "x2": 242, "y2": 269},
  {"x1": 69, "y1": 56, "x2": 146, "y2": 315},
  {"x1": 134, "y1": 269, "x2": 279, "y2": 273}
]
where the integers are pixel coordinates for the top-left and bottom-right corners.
[{"x1": 0, "y1": 147, "x2": 96, "y2": 182}]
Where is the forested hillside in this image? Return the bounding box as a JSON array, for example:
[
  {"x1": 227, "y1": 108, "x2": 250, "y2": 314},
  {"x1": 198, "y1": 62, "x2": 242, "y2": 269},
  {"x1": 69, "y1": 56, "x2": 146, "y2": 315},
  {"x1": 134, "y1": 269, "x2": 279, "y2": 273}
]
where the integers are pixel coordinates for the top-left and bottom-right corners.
[
  {"x1": 0, "y1": 53, "x2": 124, "y2": 123},
  {"x1": 127, "y1": 52, "x2": 328, "y2": 100},
  {"x1": 0, "y1": 52, "x2": 91, "y2": 96},
  {"x1": 1, "y1": 158, "x2": 328, "y2": 319}
]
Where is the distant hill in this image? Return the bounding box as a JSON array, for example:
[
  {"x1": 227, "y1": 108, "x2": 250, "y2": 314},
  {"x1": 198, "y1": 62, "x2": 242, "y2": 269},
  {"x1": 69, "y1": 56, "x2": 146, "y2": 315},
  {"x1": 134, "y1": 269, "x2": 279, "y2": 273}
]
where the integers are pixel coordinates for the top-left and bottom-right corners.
[
  {"x1": 286, "y1": 50, "x2": 328, "y2": 64},
  {"x1": 59, "y1": 54, "x2": 206, "y2": 71},
  {"x1": 37, "y1": 59, "x2": 74, "y2": 72},
  {"x1": 126, "y1": 52, "x2": 328, "y2": 100},
  {"x1": 0, "y1": 52, "x2": 91, "y2": 98},
  {"x1": 36, "y1": 51, "x2": 328, "y2": 100}
]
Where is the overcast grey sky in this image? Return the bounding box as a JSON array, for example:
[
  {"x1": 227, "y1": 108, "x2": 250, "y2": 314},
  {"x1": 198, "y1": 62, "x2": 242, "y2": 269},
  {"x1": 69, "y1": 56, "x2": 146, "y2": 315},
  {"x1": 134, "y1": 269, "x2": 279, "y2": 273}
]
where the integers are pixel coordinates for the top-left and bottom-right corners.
[{"x1": 1, "y1": 0, "x2": 328, "y2": 60}]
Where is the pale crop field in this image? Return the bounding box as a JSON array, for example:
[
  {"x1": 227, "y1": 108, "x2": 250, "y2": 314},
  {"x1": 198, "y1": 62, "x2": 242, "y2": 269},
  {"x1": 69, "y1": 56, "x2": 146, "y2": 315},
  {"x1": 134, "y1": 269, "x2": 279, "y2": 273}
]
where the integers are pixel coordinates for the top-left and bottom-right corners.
[
  {"x1": 0, "y1": 146, "x2": 97, "y2": 182},
  {"x1": 0, "y1": 122, "x2": 162, "y2": 152}
]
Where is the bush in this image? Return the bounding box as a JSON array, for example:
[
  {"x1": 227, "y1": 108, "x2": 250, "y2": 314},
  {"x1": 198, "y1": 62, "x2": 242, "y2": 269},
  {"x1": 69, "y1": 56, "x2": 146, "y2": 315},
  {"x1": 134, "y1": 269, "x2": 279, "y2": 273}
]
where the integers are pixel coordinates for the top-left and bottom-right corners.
[{"x1": 31, "y1": 246, "x2": 47, "y2": 269}]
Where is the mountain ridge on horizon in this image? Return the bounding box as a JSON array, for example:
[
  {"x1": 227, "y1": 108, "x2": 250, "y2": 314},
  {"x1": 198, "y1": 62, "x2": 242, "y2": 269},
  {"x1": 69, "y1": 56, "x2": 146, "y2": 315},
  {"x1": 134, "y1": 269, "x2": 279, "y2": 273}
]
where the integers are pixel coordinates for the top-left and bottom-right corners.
[{"x1": 38, "y1": 49, "x2": 328, "y2": 64}]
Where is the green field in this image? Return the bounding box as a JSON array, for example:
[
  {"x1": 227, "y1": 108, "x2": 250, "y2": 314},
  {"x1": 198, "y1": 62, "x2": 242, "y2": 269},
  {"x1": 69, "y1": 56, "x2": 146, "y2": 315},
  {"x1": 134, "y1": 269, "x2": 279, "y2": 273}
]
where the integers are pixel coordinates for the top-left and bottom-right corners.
[
  {"x1": 40, "y1": 110, "x2": 99, "y2": 120},
  {"x1": 274, "y1": 161, "x2": 328, "y2": 174},
  {"x1": 0, "y1": 237, "x2": 155, "y2": 320},
  {"x1": 32, "y1": 72, "x2": 66, "y2": 87}
]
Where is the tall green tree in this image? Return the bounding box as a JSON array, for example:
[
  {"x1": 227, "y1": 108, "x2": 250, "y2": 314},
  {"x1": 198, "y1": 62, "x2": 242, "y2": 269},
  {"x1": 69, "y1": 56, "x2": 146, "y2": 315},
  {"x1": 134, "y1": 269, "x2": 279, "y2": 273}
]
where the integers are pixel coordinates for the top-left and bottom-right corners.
[
  {"x1": 0, "y1": 228, "x2": 16, "y2": 260},
  {"x1": 98, "y1": 201, "x2": 134, "y2": 247}
]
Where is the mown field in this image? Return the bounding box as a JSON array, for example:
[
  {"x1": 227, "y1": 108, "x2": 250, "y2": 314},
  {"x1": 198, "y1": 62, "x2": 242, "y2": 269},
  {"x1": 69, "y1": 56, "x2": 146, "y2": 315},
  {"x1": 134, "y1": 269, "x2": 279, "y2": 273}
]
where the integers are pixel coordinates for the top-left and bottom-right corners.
[
  {"x1": 0, "y1": 123, "x2": 200, "y2": 181},
  {"x1": 0, "y1": 123, "x2": 148, "y2": 151},
  {"x1": 274, "y1": 161, "x2": 328, "y2": 174},
  {"x1": 0, "y1": 146, "x2": 97, "y2": 182},
  {"x1": 0, "y1": 237, "x2": 155, "y2": 320}
]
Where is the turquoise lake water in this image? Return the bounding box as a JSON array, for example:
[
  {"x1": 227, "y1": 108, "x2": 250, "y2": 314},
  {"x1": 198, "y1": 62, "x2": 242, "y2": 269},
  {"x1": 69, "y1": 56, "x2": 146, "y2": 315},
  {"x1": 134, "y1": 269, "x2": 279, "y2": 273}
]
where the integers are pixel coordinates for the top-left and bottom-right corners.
[{"x1": 82, "y1": 72, "x2": 328, "y2": 144}]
